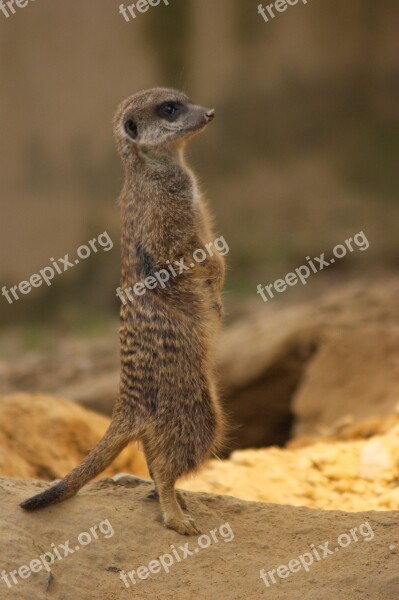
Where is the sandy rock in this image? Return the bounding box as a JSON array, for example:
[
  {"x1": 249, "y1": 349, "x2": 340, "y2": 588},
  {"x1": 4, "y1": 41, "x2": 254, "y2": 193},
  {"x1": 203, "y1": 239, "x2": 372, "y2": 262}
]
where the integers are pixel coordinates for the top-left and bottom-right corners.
[
  {"x1": 0, "y1": 393, "x2": 148, "y2": 480},
  {"x1": 181, "y1": 423, "x2": 399, "y2": 512},
  {"x1": 359, "y1": 438, "x2": 394, "y2": 481},
  {"x1": 0, "y1": 476, "x2": 398, "y2": 599},
  {"x1": 217, "y1": 279, "x2": 399, "y2": 446}
]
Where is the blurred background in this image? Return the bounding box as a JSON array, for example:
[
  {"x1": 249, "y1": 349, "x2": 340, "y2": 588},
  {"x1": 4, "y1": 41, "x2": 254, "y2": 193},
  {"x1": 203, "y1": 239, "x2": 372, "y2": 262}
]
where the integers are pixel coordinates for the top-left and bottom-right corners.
[
  {"x1": 1, "y1": 0, "x2": 399, "y2": 502},
  {"x1": 1, "y1": 0, "x2": 398, "y2": 337}
]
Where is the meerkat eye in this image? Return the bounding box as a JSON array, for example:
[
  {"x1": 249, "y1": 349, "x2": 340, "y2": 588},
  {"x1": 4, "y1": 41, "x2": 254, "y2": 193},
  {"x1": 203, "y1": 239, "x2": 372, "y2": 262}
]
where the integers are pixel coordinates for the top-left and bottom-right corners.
[
  {"x1": 164, "y1": 104, "x2": 178, "y2": 115},
  {"x1": 124, "y1": 119, "x2": 138, "y2": 139},
  {"x1": 156, "y1": 101, "x2": 185, "y2": 122}
]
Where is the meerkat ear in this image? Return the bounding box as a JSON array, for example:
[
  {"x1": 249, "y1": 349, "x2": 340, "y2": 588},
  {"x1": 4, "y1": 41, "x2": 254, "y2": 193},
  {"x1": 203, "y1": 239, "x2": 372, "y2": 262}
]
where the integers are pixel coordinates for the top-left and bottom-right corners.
[{"x1": 124, "y1": 119, "x2": 139, "y2": 140}]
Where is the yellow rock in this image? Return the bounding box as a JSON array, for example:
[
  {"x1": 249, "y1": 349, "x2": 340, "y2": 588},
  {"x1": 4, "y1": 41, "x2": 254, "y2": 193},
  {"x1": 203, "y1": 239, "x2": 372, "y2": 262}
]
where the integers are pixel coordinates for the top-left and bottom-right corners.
[{"x1": 181, "y1": 422, "x2": 399, "y2": 512}]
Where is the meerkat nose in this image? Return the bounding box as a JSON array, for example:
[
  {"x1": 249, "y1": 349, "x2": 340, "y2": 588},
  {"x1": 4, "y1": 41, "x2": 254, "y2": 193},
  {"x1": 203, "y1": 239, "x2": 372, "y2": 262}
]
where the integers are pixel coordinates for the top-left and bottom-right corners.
[{"x1": 205, "y1": 109, "x2": 215, "y2": 122}]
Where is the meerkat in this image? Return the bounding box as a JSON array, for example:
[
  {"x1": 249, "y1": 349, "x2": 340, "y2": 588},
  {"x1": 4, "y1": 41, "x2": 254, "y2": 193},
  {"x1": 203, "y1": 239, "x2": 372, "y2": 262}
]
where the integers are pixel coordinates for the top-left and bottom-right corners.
[{"x1": 21, "y1": 88, "x2": 226, "y2": 535}]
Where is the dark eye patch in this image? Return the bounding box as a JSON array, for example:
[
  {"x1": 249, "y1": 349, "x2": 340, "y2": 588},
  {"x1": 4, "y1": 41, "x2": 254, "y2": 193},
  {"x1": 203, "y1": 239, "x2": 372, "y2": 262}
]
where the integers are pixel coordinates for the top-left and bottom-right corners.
[
  {"x1": 124, "y1": 119, "x2": 138, "y2": 139},
  {"x1": 156, "y1": 101, "x2": 186, "y2": 122}
]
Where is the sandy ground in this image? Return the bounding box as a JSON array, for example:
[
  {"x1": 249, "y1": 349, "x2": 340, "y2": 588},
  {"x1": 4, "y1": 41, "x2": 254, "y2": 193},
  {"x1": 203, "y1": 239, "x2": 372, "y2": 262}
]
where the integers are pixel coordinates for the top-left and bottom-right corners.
[{"x1": 0, "y1": 476, "x2": 398, "y2": 600}]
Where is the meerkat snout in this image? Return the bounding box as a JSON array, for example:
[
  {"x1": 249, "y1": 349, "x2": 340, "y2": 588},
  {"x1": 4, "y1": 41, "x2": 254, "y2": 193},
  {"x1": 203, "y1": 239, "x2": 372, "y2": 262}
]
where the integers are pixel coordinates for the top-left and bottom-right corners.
[{"x1": 205, "y1": 109, "x2": 215, "y2": 122}]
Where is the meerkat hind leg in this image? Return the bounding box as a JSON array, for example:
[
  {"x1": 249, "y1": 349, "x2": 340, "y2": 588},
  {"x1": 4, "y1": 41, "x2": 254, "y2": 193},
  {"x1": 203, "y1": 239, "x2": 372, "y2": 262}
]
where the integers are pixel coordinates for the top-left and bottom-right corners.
[
  {"x1": 146, "y1": 462, "x2": 187, "y2": 510},
  {"x1": 155, "y1": 476, "x2": 200, "y2": 536},
  {"x1": 146, "y1": 463, "x2": 159, "y2": 499}
]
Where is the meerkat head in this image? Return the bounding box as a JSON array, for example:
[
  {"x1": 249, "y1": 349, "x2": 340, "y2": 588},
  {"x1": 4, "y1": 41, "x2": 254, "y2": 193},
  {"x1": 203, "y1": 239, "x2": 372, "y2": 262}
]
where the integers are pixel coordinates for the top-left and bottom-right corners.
[{"x1": 113, "y1": 87, "x2": 215, "y2": 156}]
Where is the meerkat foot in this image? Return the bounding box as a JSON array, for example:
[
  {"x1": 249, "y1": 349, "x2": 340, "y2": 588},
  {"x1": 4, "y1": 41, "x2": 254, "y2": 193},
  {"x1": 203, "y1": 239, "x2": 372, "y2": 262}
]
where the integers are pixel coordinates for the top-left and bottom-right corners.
[
  {"x1": 163, "y1": 513, "x2": 200, "y2": 536},
  {"x1": 162, "y1": 497, "x2": 199, "y2": 535},
  {"x1": 155, "y1": 479, "x2": 198, "y2": 534},
  {"x1": 147, "y1": 488, "x2": 188, "y2": 511}
]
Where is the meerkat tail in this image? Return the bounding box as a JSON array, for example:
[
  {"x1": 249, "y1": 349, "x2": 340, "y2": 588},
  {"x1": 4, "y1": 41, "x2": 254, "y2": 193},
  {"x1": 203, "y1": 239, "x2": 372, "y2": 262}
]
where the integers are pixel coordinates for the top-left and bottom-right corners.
[{"x1": 20, "y1": 422, "x2": 132, "y2": 511}]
